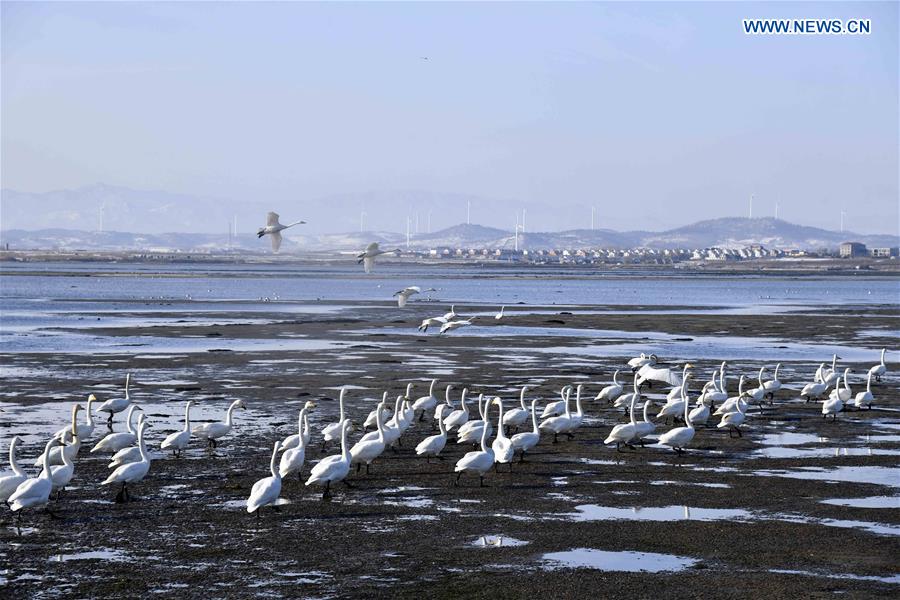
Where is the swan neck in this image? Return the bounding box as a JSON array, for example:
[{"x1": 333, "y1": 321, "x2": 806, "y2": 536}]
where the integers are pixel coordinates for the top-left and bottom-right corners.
[
  {"x1": 9, "y1": 439, "x2": 24, "y2": 477},
  {"x1": 41, "y1": 440, "x2": 53, "y2": 478},
  {"x1": 531, "y1": 400, "x2": 539, "y2": 433},
  {"x1": 184, "y1": 403, "x2": 191, "y2": 431},
  {"x1": 376, "y1": 404, "x2": 386, "y2": 442},
  {"x1": 480, "y1": 403, "x2": 491, "y2": 452},
  {"x1": 269, "y1": 443, "x2": 279, "y2": 478},
  {"x1": 338, "y1": 389, "x2": 346, "y2": 420},
  {"x1": 629, "y1": 388, "x2": 637, "y2": 425},
  {"x1": 137, "y1": 424, "x2": 148, "y2": 462},
  {"x1": 340, "y1": 424, "x2": 350, "y2": 463}
]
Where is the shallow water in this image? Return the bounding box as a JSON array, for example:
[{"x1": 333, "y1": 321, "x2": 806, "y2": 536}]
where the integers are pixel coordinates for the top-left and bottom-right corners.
[{"x1": 541, "y1": 548, "x2": 698, "y2": 572}]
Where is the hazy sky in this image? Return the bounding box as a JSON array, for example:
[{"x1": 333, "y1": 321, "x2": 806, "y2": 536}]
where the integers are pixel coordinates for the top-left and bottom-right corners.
[{"x1": 2, "y1": 2, "x2": 898, "y2": 234}]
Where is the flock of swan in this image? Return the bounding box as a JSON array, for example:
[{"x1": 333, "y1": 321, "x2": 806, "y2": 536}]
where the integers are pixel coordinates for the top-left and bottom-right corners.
[{"x1": 1, "y1": 344, "x2": 888, "y2": 519}]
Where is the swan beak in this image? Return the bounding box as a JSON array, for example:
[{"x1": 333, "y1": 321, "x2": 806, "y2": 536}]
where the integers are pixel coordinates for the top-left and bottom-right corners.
[{"x1": 88, "y1": 394, "x2": 96, "y2": 401}]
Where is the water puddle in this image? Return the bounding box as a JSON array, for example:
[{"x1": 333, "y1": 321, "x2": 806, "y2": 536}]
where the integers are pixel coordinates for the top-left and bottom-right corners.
[
  {"x1": 753, "y1": 466, "x2": 900, "y2": 488},
  {"x1": 820, "y1": 496, "x2": 900, "y2": 509},
  {"x1": 51, "y1": 549, "x2": 130, "y2": 562},
  {"x1": 769, "y1": 568, "x2": 900, "y2": 585},
  {"x1": 569, "y1": 504, "x2": 750, "y2": 522},
  {"x1": 471, "y1": 535, "x2": 529, "y2": 548},
  {"x1": 542, "y1": 548, "x2": 698, "y2": 572}
]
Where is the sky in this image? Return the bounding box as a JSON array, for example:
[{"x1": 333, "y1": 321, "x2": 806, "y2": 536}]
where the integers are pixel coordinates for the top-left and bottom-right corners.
[{"x1": 2, "y1": 2, "x2": 898, "y2": 234}]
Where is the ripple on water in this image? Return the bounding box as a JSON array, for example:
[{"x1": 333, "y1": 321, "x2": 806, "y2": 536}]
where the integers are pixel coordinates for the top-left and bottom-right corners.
[{"x1": 542, "y1": 548, "x2": 698, "y2": 573}]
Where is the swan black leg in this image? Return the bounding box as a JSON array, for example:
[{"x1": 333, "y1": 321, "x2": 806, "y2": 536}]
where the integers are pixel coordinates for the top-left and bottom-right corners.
[{"x1": 454, "y1": 472, "x2": 461, "y2": 486}]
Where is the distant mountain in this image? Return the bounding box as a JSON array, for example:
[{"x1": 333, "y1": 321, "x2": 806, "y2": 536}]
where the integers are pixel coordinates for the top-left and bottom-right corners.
[
  {"x1": 1, "y1": 183, "x2": 896, "y2": 252},
  {"x1": 2, "y1": 218, "x2": 895, "y2": 253}
]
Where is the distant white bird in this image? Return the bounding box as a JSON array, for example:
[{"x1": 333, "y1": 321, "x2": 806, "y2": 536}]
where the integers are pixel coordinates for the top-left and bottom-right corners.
[
  {"x1": 101, "y1": 421, "x2": 151, "y2": 503},
  {"x1": 192, "y1": 400, "x2": 246, "y2": 450},
  {"x1": 491, "y1": 398, "x2": 515, "y2": 469},
  {"x1": 49, "y1": 405, "x2": 82, "y2": 499},
  {"x1": 821, "y1": 354, "x2": 841, "y2": 386},
  {"x1": 762, "y1": 363, "x2": 783, "y2": 401},
  {"x1": 868, "y1": 348, "x2": 887, "y2": 382},
  {"x1": 321, "y1": 388, "x2": 349, "y2": 451},
  {"x1": 9, "y1": 438, "x2": 57, "y2": 513},
  {"x1": 416, "y1": 405, "x2": 450, "y2": 461},
  {"x1": 418, "y1": 316, "x2": 449, "y2": 332},
  {"x1": 510, "y1": 398, "x2": 541, "y2": 460},
  {"x1": 443, "y1": 388, "x2": 470, "y2": 431},
  {"x1": 632, "y1": 399, "x2": 657, "y2": 445},
  {"x1": 280, "y1": 404, "x2": 315, "y2": 479},
  {"x1": 281, "y1": 401, "x2": 316, "y2": 451},
  {"x1": 502, "y1": 386, "x2": 530, "y2": 432},
  {"x1": 637, "y1": 362, "x2": 682, "y2": 387},
  {"x1": 454, "y1": 400, "x2": 495, "y2": 487},
  {"x1": 54, "y1": 394, "x2": 97, "y2": 442},
  {"x1": 394, "y1": 286, "x2": 421, "y2": 308},
  {"x1": 801, "y1": 365, "x2": 829, "y2": 402},
  {"x1": 357, "y1": 242, "x2": 395, "y2": 273},
  {"x1": 628, "y1": 353, "x2": 657, "y2": 371},
  {"x1": 717, "y1": 395, "x2": 747, "y2": 437},
  {"x1": 604, "y1": 375, "x2": 640, "y2": 450},
  {"x1": 350, "y1": 401, "x2": 388, "y2": 474},
  {"x1": 90, "y1": 406, "x2": 144, "y2": 455},
  {"x1": 160, "y1": 400, "x2": 193, "y2": 458},
  {"x1": 411, "y1": 379, "x2": 439, "y2": 421},
  {"x1": 439, "y1": 316, "x2": 477, "y2": 335},
  {"x1": 854, "y1": 371, "x2": 875, "y2": 410},
  {"x1": 542, "y1": 385, "x2": 572, "y2": 419},
  {"x1": 596, "y1": 370, "x2": 624, "y2": 403},
  {"x1": 822, "y1": 380, "x2": 845, "y2": 421},
  {"x1": 495, "y1": 306, "x2": 505, "y2": 320},
  {"x1": 97, "y1": 373, "x2": 133, "y2": 427},
  {"x1": 257, "y1": 212, "x2": 306, "y2": 253},
  {"x1": 306, "y1": 421, "x2": 353, "y2": 499},
  {"x1": 657, "y1": 365, "x2": 697, "y2": 454},
  {"x1": 247, "y1": 441, "x2": 283, "y2": 515},
  {"x1": 0, "y1": 436, "x2": 27, "y2": 504}
]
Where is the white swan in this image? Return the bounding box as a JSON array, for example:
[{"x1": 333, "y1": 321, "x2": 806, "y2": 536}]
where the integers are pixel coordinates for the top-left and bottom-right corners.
[
  {"x1": 454, "y1": 400, "x2": 495, "y2": 487},
  {"x1": 394, "y1": 286, "x2": 421, "y2": 308},
  {"x1": 491, "y1": 398, "x2": 515, "y2": 469},
  {"x1": 443, "y1": 388, "x2": 470, "y2": 431},
  {"x1": 828, "y1": 368, "x2": 852, "y2": 402},
  {"x1": 628, "y1": 353, "x2": 657, "y2": 370},
  {"x1": 439, "y1": 316, "x2": 477, "y2": 335},
  {"x1": 822, "y1": 380, "x2": 844, "y2": 421},
  {"x1": 656, "y1": 383, "x2": 688, "y2": 425},
  {"x1": 495, "y1": 306, "x2": 505, "y2": 320},
  {"x1": 510, "y1": 398, "x2": 541, "y2": 460},
  {"x1": 160, "y1": 400, "x2": 193, "y2": 458},
  {"x1": 868, "y1": 348, "x2": 887, "y2": 382},
  {"x1": 257, "y1": 212, "x2": 305, "y2": 253},
  {"x1": 701, "y1": 365, "x2": 728, "y2": 407},
  {"x1": 636, "y1": 363, "x2": 682, "y2": 387},
  {"x1": 350, "y1": 401, "x2": 388, "y2": 474},
  {"x1": 801, "y1": 365, "x2": 828, "y2": 402},
  {"x1": 763, "y1": 363, "x2": 782, "y2": 400},
  {"x1": 539, "y1": 386, "x2": 574, "y2": 444},
  {"x1": 305, "y1": 421, "x2": 353, "y2": 499},
  {"x1": 431, "y1": 384, "x2": 453, "y2": 426},
  {"x1": 416, "y1": 405, "x2": 449, "y2": 461},
  {"x1": 9, "y1": 438, "x2": 57, "y2": 513},
  {"x1": 632, "y1": 399, "x2": 656, "y2": 445},
  {"x1": 54, "y1": 394, "x2": 96, "y2": 442},
  {"x1": 281, "y1": 401, "x2": 316, "y2": 451},
  {"x1": 604, "y1": 374, "x2": 640, "y2": 450},
  {"x1": 357, "y1": 242, "x2": 396, "y2": 273},
  {"x1": 364, "y1": 392, "x2": 391, "y2": 431},
  {"x1": 657, "y1": 364, "x2": 696, "y2": 454},
  {"x1": 821, "y1": 354, "x2": 841, "y2": 386},
  {"x1": 714, "y1": 375, "x2": 747, "y2": 416},
  {"x1": 90, "y1": 406, "x2": 143, "y2": 455},
  {"x1": 279, "y1": 406, "x2": 313, "y2": 479},
  {"x1": 321, "y1": 388, "x2": 348, "y2": 451},
  {"x1": 688, "y1": 395, "x2": 710, "y2": 427},
  {"x1": 49, "y1": 405, "x2": 82, "y2": 499},
  {"x1": 542, "y1": 385, "x2": 572, "y2": 418},
  {"x1": 717, "y1": 395, "x2": 747, "y2": 437},
  {"x1": 502, "y1": 386, "x2": 530, "y2": 432},
  {"x1": 357, "y1": 395, "x2": 403, "y2": 447},
  {"x1": 747, "y1": 367, "x2": 767, "y2": 404},
  {"x1": 101, "y1": 420, "x2": 151, "y2": 502},
  {"x1": 192, "y1": 399, "x2": 246, "y2": 450},
  {"x1": 853, "y1": 371, "x2": 874, "y2": 409},
  {"x1": 418, "y1": 316, "x2": 449, "y2": 332},
  {"x1": 97, "y1": 373, "x2": 133, "y2": 426},
  {"x1": 596, "y1": 370, "x2": 624, "y2": 403},
  {"x1": 0, "y1": 436, "x2": 27, "y2": 504},
  {"x1": 411, "y1": 379, "x2": 439, "y2": 420},
  {"x1": 457, "y1": 395, "x2": 493, "y2": 445},
  {"x1": 247, "y1": 441, "x2": 283, "y2": 514}
]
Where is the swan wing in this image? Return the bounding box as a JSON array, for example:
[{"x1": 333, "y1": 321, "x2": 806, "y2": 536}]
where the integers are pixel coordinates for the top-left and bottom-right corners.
[
  {"x1": 267, "y1": 212, "x2": 280, "y2": 227},
  {"x1": 270, "y1": 231, "x2": 283, "y2": 253}
]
